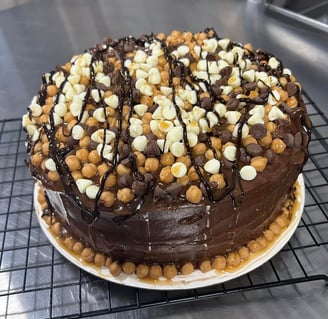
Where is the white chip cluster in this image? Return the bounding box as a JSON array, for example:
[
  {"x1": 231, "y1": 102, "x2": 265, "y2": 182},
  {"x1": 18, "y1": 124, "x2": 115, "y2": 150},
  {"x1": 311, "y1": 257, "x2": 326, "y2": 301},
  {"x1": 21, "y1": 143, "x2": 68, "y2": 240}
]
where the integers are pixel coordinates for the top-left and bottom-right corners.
[{"x1": 23, "y1": 31, "x2": 297, "y2": 201}]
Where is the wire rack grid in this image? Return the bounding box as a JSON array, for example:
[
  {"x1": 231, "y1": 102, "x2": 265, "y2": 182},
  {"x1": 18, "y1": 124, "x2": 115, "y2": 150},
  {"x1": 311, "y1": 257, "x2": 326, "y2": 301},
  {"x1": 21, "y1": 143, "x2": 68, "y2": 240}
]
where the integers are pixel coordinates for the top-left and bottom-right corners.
[{"x1": 0, "y1": 90, "x2": 327, "y2": 319}]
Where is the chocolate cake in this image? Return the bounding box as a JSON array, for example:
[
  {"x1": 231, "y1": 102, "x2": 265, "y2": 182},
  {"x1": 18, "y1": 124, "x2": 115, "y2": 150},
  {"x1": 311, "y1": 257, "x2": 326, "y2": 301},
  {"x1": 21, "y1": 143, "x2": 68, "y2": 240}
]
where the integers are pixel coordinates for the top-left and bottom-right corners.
[{"x1": 23, "y1": 29, "x2": 311, "y2": 279}]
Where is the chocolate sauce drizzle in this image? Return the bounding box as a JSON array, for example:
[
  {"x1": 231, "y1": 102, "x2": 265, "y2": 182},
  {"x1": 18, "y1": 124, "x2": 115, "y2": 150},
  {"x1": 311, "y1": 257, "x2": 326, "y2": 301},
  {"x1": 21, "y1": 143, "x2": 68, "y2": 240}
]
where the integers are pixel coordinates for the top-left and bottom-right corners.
[{"x1": 28, "y1": 28, "x2": 311, "y2": 225}]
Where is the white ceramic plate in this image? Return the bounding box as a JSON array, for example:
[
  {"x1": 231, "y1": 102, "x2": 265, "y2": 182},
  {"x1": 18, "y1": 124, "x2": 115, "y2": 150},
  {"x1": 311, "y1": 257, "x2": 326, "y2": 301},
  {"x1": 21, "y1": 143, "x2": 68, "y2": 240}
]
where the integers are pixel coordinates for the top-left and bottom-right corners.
[{"x1": 34, "y1": 174, "x2": 305, "y2": 290}]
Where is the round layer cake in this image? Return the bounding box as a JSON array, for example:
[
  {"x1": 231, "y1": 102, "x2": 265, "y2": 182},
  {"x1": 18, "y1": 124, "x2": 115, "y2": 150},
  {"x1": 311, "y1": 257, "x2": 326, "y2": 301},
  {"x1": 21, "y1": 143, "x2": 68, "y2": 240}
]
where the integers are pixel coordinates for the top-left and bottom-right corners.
[{"x1": 23, "y1": 29, "x2": 311, "y2": 278}]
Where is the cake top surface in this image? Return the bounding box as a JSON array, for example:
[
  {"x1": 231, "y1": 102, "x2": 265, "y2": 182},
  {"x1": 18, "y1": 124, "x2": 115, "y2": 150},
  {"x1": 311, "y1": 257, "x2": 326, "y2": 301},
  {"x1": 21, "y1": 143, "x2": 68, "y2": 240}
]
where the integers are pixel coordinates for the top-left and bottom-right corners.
[{"x1": 23, "y1": 28, "x2": 311, "y2": 223}]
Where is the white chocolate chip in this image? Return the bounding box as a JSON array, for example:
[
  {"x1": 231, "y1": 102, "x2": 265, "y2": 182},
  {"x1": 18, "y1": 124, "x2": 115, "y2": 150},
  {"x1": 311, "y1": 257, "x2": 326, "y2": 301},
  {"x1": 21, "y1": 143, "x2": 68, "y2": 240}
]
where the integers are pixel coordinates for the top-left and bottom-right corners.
[
  {"x1": 207, "y1": 112, "x2": 219, "y2": 128},
  {"x1": 146, "y1": 55, "x2": 158, "y2": 67},
  {"x1": 186, "y1": 121, "x2": 200, "y2": 135},
  {"x1": 162, "y1": 104, "x2": 177, "y2": 120},
  {"x1": 283, "y1": 68, "x2": 292, "y2": 75},
  {"x1": 53, "y1": 71, "x2": 65, "y2": 87},
  {"x1": 186, "y1": 90, "x2": 197, "y2": 104},
  {"x1": 170, "y1": 141, "x2": 185, "y2": 157},
  {"x1": 177, "y1": 45, "x2": 190, "y2": 56},
  {"x1": 232, "y1": 123, "x2": 249, "y2": 138},
  {"x1": 171, "y1": 162, "x2": 187, "y2": 178},
  {"x1": 242, "y1": 69, "x2": 255, "y2": 82},
  {"x1": 217, "y1": 59, "x2": 229, "y2": 71},
  {"x1": 86, "y1": 185, "x2": 100, "y2": 199},
  {"x1": 129, "y1": 123, "x2": 143, "y2": 137},
  {"x1": 93, "y1": 108, "x2": 106, "y2": 122},
  {"x1": 29, "y1": 103, "x2": 42, "y2": 117},
  {"x1": 135, "y1": 78, "x2": 147, "y2": 90},
  {"x1": 192, "y1": 106, "x2": 206, "y2": 121},
  {"x1": 134, "y1": 104, "x2": 148, "y2": 116},
  {"x1": 80, "y1": 110, "x2": 89, "y2": 124},
  {"x1": 268, "y1": 57, "x2": 280, "y2": 69},
  {"x1": 72, "y1": 125, "x2": 85, "y2": 140},
  {"x1": 232, "y1": 46, "x2": 245, "y2": 60},
  {"x1": 81, "y1": 53, "x2": 92, "y2": 67},
  {"x1": 166, "y1": 126, "x2": 183, "y2": 142},
  {"x1": 268, "y1": 106, "x2": 285, "y2": 121},
  {"x1": 218, "y1": 38, "x2": 230, "y2": 50},
  {"x1": 52, "y1": 113, "x2": 63, "y2": 126},
  {"x1": 70, "y1": 64, "x2": 82, "y2": 76},
  {"x1": 225, "y1": 111, "x2": 241, "y2": 124},
  {"x1": 139, "y1": 83, "x2": 153, "y2": 96},
  {"x1": 32, "y1": 129, "x2": 40, "y2": 142},
  {"x1": 104, "y1": 94, "x2": 119, "y2": 109},
  {"x1": 199, "y1": 118, "x2": 210, "y2": 133},
  {"x1": 26, "y1": 124, "x2": 37, "y2": 137},
  {"x1": 179, "y1": 58, "x2": 190, "y2": 67},
  {"x1": 132, "y1": 135, "x2": 148, "y2": 152},
  {"x1": 139, "y1": 62, "x2": 152, "y2": 72},
  {"x1": 229, "y1": 71, "x2": 241, "y2": 84},
  {"x1": 98, "y1": 75, "x2": 111, "y2": 87},
  {"x1": 223, "y1": 145, "x2": 237, "y2": 161},
  {"x1": 157, "y1": 139, "x2": 171, "y2": 153},
  {"x1": 93, "y1": 60, "x2": 103, "y2": 73},
  {"x1": 97, "y1": 144, "x2": 112, "y2": 159},
  {"x1": 68, "y1": 74, "x2": 80, "y2": 85},
  {"x1": 267, "y1": 90, "x2": 280, "y2": 106},
  {"x1": 76, "y1": 179, "x2": 93, "y2": 194},
  {"x1": 45, "y1": 158, "x2": 57, "y2": 172},
  {"x1": 247, "y1": 113, "x2": 264, "y2": 125},
  {"x1": 214, "y1": 103, "x2": 227, "y2": 118},
  {"x1": 91, "y1": 129, "x2": 116, "y2": 144},
  {"x1": 158, "y1": 120, "x2": 173, "y2": 133},
  {"x1": 194, "y1": 45, "x2": 201, "y2": 57},
  {"x1": 202, "y1": 38, "x2": 218, "y2": 53},
  {"x1": 208, "y1": 61, "x2": 220, "y2": 74},
  {"x1": 124, "y1": 59, "x2": 132, "y2": 68},
  {"x1": 136, "y1": 69, "x2": 148, "y2": 80},
  {"x1": 187, "y1": 132, "x2": 198, "y2": 147},
  {"x1": 174, "y1": 95, "x2": 185, "y2": 108},
  {"x1": 62, "y1": 82, "x2": 73, "y2": 95},
  {"x1": 240, "y1": 165, "x2": 257, "y2": 181},
  {"x1": 268, "y1": 76, "x2": 279, "y2": 87},
  {"x1": 54, "y1": 103, "x2": 67, "y2": 117},
  {"x1": 152, "y1": 106, "x2": 163, "y2": 120},
  {"x1": 204, "y1": 158, "x2": 221, "y2": 174},
  {"x1": 148, "y1": 68, "x2": 161, "y2": 85},
  {"x1": 224, "y1": 51, "x2": 234, "y2": 64},
  {"x1": 221, "y1": 86, "x2": 233, "y2": 96},
  {"x1": 91, "y1": 89, "x2": 101, "y2": 103},
  {"x1": 249, "y1": 104, "x2": 265, "y2": 117},
  {"x1": 197, "y1": 59, "x2": 207, "y2": 71},
  {"x1": 134, "y1": 50, "x2": 148, "y2": 63},
  {"x1": 160, "y1": 86, "x2": 173, "y2": 96},
  {"x1": 150, "y1": 119, "x2": 159, "y2": 132},
  {"x1": 201, "y1": 51, "x2": 208, "y2": 59},
  {"x1": 194, "y1": 71, "x2": 208, "y2": 81},
  {"x1": 255, "y1": 71, "x2": 268, "y2": 88}
]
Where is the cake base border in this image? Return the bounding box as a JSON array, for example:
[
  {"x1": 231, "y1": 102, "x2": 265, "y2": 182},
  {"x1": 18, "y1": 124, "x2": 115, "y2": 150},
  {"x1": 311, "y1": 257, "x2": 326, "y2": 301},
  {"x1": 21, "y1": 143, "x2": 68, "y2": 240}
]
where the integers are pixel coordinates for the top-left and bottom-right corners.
[{"x1": 33, "y1": 174, "x2": 305, "y2": 290}]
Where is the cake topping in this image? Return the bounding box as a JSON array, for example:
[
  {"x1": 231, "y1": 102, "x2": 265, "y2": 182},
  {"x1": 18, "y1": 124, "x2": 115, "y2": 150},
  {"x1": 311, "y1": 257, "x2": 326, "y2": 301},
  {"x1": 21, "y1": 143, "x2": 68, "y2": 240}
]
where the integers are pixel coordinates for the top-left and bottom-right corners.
[{"x1": 23, "y1": 28, "x2": 311, "y2": 223}]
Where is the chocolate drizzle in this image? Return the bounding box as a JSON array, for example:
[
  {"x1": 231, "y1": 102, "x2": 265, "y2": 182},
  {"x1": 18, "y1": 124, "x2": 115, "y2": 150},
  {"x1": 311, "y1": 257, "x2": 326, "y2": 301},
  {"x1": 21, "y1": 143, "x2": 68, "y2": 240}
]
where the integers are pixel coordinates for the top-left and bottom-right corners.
[{"x1": 27, "y1": 28, "x2": 311, "y2": 227}]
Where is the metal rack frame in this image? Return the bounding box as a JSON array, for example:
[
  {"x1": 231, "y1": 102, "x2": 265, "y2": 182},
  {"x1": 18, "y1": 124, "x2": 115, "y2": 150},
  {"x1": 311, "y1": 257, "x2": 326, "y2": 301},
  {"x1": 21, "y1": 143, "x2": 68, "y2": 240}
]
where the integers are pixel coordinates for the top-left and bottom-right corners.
[{"x1": 0, "y1": 90, "x2": 327, "y2": 318}]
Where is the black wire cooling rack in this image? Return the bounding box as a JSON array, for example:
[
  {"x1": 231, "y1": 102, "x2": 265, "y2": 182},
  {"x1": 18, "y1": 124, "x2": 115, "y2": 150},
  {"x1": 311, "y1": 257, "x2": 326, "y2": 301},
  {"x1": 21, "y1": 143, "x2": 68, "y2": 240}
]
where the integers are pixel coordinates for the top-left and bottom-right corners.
[{"x1": 0, "y1": 91, "x2": 327, "y2": 318}]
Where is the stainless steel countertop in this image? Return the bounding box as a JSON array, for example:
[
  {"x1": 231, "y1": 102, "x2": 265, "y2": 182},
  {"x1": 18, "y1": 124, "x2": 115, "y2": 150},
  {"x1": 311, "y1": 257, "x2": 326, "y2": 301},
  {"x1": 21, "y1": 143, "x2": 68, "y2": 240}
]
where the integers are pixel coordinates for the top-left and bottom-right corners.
[{"x1": 0, "y1": 0, "x2": 327, "y2": 318}]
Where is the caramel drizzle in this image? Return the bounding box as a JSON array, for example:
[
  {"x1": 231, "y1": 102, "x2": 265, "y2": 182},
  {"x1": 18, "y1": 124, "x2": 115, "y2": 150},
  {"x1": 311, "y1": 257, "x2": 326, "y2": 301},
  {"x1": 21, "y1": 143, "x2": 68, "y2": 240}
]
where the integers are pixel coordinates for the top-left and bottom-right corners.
[{"x1": 30, "y1": 29, "x2": 311, "y2": 224}]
